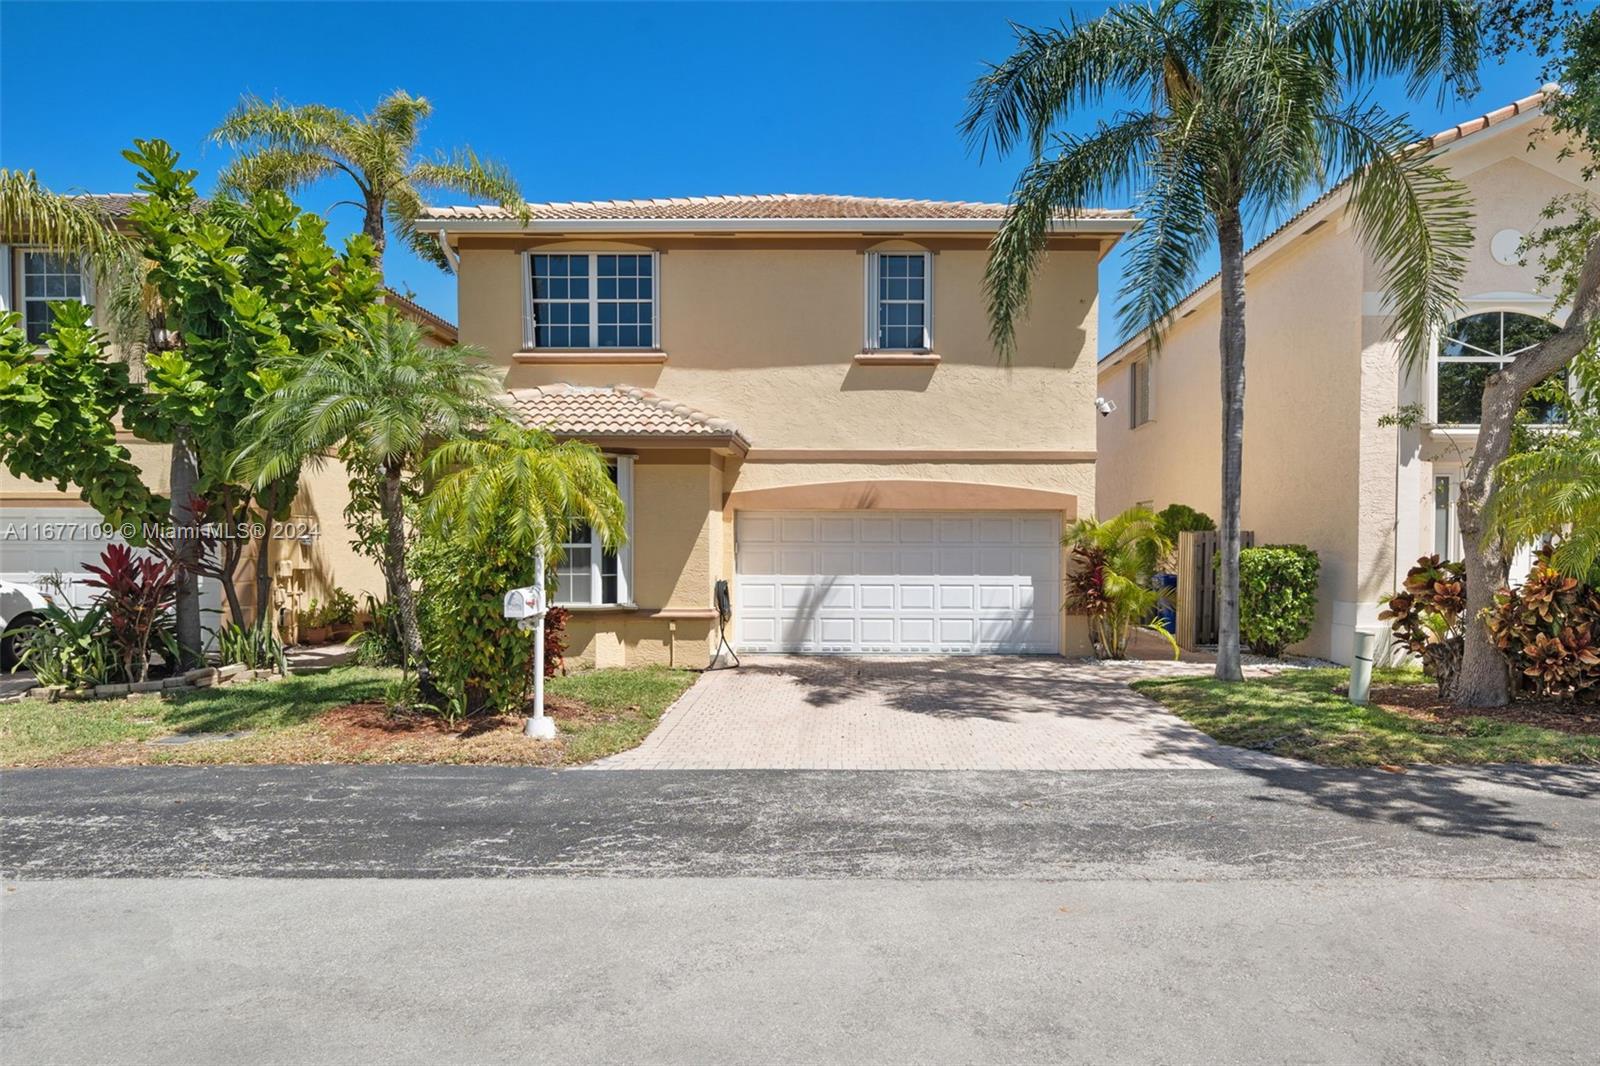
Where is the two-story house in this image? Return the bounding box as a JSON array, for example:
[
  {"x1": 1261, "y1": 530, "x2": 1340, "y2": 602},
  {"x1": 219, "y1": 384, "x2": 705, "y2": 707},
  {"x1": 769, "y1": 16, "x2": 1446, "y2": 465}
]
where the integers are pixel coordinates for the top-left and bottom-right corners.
[
  {"x1": 417, "y1": 195, "x2": 1133, "y2": 666},
  {"x1": 1095, "y1": 88, "x2": 1589, "y2": 665}
]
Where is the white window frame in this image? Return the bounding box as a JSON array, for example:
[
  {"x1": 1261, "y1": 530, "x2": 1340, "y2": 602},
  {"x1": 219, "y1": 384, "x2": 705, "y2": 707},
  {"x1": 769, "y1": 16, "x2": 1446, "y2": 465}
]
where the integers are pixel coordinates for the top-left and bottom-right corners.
[
  {"x1": 15, "y1": 247, "x2": 92, "y2": 344},
  {"x1": 1429, "y1": 309, "x2": 1566, "y2": 427},
  {"x1": 1129, "y1": 359, "x2": 1153, "y2": 428},
  {"x1": 864, "y1": 251, "x2": 933, "y2": 351},
  {"x1": 554, "y1": 454, "x2": 634, "y2": 607},
  {"x1": 522, "y1": 251, "x2": 661, "y2": 351}
]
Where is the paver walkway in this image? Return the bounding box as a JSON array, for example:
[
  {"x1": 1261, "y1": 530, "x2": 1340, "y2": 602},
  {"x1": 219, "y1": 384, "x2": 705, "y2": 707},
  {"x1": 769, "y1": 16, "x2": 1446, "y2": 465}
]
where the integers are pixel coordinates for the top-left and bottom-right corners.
[{"x1": 590, "y1": 656, "x2": 1291, "y2": 771}]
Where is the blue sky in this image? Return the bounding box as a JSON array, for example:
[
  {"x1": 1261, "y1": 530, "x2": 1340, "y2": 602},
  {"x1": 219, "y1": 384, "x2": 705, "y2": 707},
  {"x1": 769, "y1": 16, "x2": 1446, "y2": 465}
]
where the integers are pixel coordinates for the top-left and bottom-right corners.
[{"x1": 0, "y1": 1, "x2": 1555, "y2": 355}]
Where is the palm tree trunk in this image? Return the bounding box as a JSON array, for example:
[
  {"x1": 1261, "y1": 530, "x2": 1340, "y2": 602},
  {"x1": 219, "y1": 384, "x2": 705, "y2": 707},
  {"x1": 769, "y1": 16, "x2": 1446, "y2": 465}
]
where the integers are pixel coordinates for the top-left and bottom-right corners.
[
  {"x1": 254, "y1": 484, "x2": 277, "y2": 632},
  {"x1": 378, "y1": 460, "x2": 433, "y2": 698},
  {"x1": 1214, "y1": 208, "x2": 1248, "y2": 682},
  {"x1": 169, "y1": 432, "x2": 204, "y2": 668},
  {"x1": 364, "y1": 195, "x2": 386, "y2": 276}
]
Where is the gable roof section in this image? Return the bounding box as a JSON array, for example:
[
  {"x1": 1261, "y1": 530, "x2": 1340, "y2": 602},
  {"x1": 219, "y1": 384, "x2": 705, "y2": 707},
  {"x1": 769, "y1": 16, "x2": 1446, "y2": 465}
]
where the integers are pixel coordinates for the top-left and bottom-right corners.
[
  {"x1": 503, "y1": 383, "x2": 749, "y2": 452},
  {"x1": 1098, "y1": 85, "x2": 1559, "y2": 375},
  {"x1": 382, "y1": 289, "x2": 458, "y2": 344},
  {"x1": 417, "y1": 193, "x2": 1135, "y2": 235}
]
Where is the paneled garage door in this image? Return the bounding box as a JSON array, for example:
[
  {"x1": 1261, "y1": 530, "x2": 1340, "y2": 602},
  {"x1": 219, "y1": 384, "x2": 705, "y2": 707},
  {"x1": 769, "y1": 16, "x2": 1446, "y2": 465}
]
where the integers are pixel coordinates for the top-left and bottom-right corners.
[{"x1": 734, "y1": 511, "x2": 1061, "y2": 654}]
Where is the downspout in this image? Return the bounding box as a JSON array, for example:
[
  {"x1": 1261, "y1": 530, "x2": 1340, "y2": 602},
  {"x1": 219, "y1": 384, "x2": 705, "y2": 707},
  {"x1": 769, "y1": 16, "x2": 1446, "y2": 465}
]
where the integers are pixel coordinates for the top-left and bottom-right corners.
[{"x1": 434, "y1": 228, "x2": 459, "y2": 272}]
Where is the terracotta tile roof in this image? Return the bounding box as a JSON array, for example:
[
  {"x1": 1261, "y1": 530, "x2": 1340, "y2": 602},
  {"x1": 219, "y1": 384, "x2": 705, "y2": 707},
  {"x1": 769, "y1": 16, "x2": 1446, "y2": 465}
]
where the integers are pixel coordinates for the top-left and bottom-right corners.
[
  {"x1": 1100, "y1": 85, "x2": 1560, "y2": 370},
  {"x1": 504, "y1": 384, "x2": 749, "y2": 449},
  {"x1": 421, "y1": 193, "x2": 1133, "y2": 222},
  {"x1": 382, "y1": 288, "x2": 458, "y2": 342},
  {"x1": 73, "y1": 193, "x2": 145, "y2": 218}
]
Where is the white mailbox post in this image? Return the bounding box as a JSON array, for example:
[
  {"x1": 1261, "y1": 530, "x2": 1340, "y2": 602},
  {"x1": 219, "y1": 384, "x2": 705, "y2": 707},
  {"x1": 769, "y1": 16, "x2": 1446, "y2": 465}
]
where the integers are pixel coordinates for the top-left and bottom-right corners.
[{"x1": 503, "y1": 546, "x2": 556, "y2": 739}]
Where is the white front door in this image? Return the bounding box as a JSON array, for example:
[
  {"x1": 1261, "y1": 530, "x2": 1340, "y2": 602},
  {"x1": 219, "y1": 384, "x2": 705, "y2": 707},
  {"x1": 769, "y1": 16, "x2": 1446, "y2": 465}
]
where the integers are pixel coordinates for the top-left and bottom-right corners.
[{"x1": 734, "y1": 510, "x2": 1062, "y2": 654}]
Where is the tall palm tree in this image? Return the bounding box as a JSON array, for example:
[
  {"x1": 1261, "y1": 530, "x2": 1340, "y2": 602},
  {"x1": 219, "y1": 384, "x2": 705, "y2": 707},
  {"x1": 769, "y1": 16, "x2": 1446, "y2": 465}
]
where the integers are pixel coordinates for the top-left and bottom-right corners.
[
  {"x1": 236, "y1": 311, "x2": 502, "y2": 695},
  {"x1": 421, "y1": 420, "x2": 627, "y2": 562},
  {"x1": 211, "y1": 90, "x2": 524, "y2": 273},
  {"x1": 964, "y1": 0, "x2": 1480, "y2": 681}
]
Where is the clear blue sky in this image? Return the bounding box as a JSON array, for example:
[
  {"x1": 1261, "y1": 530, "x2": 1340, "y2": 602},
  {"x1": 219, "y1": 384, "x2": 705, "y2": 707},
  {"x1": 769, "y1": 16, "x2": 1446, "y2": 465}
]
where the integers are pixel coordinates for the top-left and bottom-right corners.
[{"x1": 0, "y1": 1, "x2": 1555, "y2": 355}]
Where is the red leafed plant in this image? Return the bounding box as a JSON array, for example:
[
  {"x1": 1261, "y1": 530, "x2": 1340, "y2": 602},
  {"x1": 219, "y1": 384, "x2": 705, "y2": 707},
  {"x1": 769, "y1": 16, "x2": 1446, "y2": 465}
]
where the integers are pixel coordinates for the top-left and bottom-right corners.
[
  {"x1": 1486, "y1": 552, "x2": 1600, "y2": 700},
  {"x1": 1379, "y1": 556, "x2": 1468, "y2": 696},
  {"x1": 84, "y1": 544, "x2": 179, "y2": 683},
  {"x1": 543, "y1": 605, "x2": 569, "y2": 678}
]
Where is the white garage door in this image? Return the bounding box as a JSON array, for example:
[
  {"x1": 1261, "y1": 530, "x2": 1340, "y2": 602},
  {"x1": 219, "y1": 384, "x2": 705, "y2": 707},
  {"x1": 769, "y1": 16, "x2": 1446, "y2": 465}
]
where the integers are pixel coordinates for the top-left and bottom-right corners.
[{"x1": 734, "y1": 511, "x2": 1061, "y2": 654}]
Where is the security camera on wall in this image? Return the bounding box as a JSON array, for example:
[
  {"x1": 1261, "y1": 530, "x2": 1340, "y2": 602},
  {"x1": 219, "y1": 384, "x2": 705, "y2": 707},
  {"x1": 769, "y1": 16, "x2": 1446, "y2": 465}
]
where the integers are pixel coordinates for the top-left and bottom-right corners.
[{"x1": 1094, "y1": 396, "x2": 1118, "y2": 417}]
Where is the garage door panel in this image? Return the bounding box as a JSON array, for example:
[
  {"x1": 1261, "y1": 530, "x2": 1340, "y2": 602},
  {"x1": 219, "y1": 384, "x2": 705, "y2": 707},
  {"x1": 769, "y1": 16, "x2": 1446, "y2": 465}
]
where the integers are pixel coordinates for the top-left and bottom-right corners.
[{"x1": 735, "y1": 511, "x2": 1060, "y2": 655}]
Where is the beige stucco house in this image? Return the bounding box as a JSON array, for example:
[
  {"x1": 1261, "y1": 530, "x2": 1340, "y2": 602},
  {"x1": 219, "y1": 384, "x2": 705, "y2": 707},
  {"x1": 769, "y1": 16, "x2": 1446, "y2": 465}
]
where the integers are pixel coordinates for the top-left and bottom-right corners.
[
  {"x1": 416, "y1": 194, "x2": 1134, "y2": 666},
  {"x1": 1095, "y1": 88, "x2": 1589, "y2": 665},
  {"x1": 0, "y1": 196, "x2": 450, "y2": 631}
]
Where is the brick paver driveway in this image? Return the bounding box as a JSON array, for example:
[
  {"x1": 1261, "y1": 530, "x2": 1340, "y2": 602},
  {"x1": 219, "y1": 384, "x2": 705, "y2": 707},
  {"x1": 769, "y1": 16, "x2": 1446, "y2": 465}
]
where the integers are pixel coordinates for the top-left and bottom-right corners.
[{"x1": 591, "y1": 656, "x2": 1285, "y2": 771}]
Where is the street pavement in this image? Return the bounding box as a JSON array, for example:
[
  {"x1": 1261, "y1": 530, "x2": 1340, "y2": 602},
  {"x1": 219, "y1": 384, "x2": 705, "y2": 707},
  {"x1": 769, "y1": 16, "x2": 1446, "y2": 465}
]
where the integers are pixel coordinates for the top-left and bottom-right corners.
[{"x1": 3, "y1": 764, "x2": 1598, "y2": 1063}]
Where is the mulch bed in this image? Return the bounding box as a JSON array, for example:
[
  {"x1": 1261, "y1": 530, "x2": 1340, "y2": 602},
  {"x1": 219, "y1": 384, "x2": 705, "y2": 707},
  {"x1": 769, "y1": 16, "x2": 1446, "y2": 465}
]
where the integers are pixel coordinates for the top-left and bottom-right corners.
[
  {"x1": 318, "y1": 695, "x2": 596, "y2": 755},
  {"x1": 1369, "y1": 684, "x2": 1600, "y2": 737}
]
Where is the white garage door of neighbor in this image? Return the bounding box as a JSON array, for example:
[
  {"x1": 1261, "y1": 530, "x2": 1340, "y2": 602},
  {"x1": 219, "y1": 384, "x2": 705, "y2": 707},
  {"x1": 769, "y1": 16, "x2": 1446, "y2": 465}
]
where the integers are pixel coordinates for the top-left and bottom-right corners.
[
  {"x1": 0, "y1": 506, "x2": 223, "y2": 622},
  {"x1": 734, "y1": 511, "x2": 1061, "y2": 654}
]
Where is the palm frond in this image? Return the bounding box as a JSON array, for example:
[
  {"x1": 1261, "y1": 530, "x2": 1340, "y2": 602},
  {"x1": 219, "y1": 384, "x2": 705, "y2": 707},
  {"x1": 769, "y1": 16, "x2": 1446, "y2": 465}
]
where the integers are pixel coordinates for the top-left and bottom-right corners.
[
  {"x1": 1289, "y1": 0, "x2": 1481, "y2": 104},
  {"x1": 1488, "y1": 435, "x2": 1600, "y2": 583},
  {"x1": 1320, "y1": 101, "x2": 1472, "y2": 369},
  {"x1": 985, "y1": 112, "x2": 1161, "y2": 357},
  {"x1": 962, "y1": 2, "x2": 1188, "y2": 159},
  {"x1": 215, "y1": 147, "x2": 339, "y2": 199},
  {"x1": 410, "y1": 148, "x2": 526, "y2": 217}
]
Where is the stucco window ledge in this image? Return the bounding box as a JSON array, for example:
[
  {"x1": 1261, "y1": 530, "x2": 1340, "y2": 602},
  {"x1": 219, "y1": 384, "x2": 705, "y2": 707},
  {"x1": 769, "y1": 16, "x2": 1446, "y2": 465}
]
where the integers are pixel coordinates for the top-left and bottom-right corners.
[
  {"x1": 558, "y1": 602, "x2": 641, "y2": 613},
  {"x1": 513, "y1": 350, "x2": 668, "y2": 366},
  {"x1": 853, "y1": 351, "x2": 941, "y2": 367}
]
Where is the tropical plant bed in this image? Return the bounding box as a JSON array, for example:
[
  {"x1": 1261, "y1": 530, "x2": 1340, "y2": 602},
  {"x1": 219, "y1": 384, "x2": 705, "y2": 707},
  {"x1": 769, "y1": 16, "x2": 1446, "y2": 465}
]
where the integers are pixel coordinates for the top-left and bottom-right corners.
[
  {"x1": 0, "y1": 665, "x2": 696, "y2": 768},
  {"x1": 1133, "y1": 668, "x2": 1600, "y2": 767}
]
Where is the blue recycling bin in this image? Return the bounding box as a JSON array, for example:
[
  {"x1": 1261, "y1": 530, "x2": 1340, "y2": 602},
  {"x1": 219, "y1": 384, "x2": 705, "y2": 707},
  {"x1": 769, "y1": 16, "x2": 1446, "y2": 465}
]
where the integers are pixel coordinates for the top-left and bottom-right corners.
[{"x1": 1153, "y1": 572, "x2": 1178, "y2": 633}]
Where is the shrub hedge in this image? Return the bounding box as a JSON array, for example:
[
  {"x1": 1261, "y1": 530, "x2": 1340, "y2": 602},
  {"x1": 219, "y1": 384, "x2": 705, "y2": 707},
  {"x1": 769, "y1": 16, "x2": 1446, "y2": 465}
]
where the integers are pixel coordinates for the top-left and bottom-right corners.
[{"x1": 1238, "y1": 544, "x2": 1320, "y2": 658}]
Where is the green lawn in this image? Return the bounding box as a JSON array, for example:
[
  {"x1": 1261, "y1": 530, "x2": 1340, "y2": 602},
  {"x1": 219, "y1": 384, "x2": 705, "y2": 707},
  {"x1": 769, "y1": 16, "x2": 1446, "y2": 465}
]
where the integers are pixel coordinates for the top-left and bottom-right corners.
[
  {"x1": 1133, "y1": 668, "x2": 1600, "y2": 767},
  {"x1": 0, "y1": 665, "x2": 695, "y2": 767}
]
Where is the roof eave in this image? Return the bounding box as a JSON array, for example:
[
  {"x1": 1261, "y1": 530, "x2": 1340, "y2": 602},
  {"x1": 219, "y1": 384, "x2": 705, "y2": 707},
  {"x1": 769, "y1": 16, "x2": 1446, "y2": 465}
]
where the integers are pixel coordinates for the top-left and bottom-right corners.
[{"x1": 415, "y1": 216, "x2": 1138, "y2": 236}]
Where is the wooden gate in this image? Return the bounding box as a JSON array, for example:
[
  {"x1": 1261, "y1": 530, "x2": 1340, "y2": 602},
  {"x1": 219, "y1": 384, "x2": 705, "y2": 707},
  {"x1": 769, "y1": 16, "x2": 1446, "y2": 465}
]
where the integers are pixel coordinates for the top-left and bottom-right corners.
[{"x1": 1175, "y1": 529, "x2": 1254, "y2": 650}]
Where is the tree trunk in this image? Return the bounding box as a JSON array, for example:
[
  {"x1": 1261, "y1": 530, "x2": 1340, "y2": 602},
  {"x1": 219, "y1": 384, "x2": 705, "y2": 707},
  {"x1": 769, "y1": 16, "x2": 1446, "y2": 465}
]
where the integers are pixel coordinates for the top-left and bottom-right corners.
[
  {"x1": 1214, "y1": 207, "x2": 1248, "y2": 682},
  {"x1": 364, "y1": 195, "x2": 386, "y2": 277},
  {"x1": 378, "y1": 461, "x2": 434, "y2": 699},
  {"x1": 254, "y1": 487, "x2": 276, "y2": 633},
  {"x1": 169, "y1": 432, "x2": 204, "y2": 668},
  {"x1": 1452, "y1": 239, "x2": 1600, "y2": 705}
]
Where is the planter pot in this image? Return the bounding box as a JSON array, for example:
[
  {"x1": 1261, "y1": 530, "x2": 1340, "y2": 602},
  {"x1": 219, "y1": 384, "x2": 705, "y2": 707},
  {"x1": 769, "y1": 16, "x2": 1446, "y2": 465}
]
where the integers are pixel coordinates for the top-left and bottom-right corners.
[{"x1": 302, "y1": 626, "x2": 331, "y2": 644}]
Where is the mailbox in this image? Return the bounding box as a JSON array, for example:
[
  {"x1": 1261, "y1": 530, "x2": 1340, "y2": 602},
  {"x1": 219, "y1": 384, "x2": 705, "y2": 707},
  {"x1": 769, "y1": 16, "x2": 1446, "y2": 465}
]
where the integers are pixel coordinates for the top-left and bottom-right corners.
[{"x1": 502, "y1": 586, "x2": 543, "y2": 621}]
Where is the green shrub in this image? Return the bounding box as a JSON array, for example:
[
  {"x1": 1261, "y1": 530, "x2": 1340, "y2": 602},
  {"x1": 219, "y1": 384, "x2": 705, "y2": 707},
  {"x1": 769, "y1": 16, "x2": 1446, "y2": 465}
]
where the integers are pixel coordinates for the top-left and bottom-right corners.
[
  {"x1": 323, "y1": 587, "x2": 358, "y2": 626},
  {"x1": 412, "y1": 529, "x2": 540, "y2": 715},
  {"x1": 1153, "y1": 504, "x2": 1215, "y2": 571},
  {"x1": 1238, "y1": 545, "x2": 1320, "y2": 657}
]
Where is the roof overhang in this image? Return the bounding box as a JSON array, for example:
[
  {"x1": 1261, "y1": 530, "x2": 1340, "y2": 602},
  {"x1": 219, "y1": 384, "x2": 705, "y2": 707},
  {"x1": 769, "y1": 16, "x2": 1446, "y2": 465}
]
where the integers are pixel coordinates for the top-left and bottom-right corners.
[{"x1": 416, "y1": 216, "x2": 1138, "y2": 237}]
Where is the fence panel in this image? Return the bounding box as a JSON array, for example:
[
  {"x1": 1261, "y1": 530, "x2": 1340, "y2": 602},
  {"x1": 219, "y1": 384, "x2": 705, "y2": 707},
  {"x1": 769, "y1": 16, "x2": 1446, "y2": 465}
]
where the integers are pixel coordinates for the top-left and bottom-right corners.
[{"x1": 1175, "y1": 529, "x2": 1254, "y2": 649}]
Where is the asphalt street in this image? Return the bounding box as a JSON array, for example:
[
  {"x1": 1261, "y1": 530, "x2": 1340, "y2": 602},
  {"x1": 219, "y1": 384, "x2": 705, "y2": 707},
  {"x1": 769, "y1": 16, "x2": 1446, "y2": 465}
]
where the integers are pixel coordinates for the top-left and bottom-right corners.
[{"x1": 3, "y1": 765, "x2": 1598, "y2": 1064}]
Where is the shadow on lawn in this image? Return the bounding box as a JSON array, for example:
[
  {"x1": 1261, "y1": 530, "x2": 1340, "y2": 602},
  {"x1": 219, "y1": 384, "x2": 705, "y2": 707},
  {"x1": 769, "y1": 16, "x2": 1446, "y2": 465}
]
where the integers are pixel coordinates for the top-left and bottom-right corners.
[{"x1": 158, "y1": 672, "x2": 388, "y2": 735}]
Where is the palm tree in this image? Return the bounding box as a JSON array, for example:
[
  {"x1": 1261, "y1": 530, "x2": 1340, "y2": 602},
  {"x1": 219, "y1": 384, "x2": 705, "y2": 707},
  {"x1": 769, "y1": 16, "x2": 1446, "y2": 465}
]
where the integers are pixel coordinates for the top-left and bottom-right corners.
[
  {"x1": 1062, "y1": 505, "x2": 1177, "y2": 659},
  {"x1": 421, "y1": 420, "x2": 627, "y2": 562},
  {"x1": 236, "y1": 310, "x2": 502, "y2": 695},
  {"x1": 963, "y1": 0, "x2": 1480, "y2": 681},
  {"x1": 1489, "y1": 433, "x2": 1600, "y2": 586},
  {"x1": 211, "y1": 90, "x2": 524, "y2": 273}
]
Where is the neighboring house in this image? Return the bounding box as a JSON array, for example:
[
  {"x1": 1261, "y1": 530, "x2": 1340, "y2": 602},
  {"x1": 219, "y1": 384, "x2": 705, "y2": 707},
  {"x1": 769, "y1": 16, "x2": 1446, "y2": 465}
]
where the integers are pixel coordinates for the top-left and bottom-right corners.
[
  {"x1": 0, "y1": 195, "x2": 450, "y2": 629},
  {"x1": 417, "y1": 194, "x2": 1134, "y2": 666},
  {"x1": 1095, "y1": 88, "x2": 1589, "y2": 665}
]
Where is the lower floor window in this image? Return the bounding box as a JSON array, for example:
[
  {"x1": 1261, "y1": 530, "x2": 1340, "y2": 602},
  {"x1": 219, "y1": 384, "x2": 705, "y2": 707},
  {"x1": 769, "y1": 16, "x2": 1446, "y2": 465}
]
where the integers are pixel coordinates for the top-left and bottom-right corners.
[{"x1": 554, "y1": 456, "x2": 633, "y2": 606}]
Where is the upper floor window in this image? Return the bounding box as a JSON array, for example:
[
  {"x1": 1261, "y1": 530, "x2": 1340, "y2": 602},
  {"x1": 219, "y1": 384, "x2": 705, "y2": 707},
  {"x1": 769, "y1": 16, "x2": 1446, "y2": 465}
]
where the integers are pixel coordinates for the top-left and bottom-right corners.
[
  {"x1": 1435, "y1": 311, "x2": 1562, "y2": 426},
  {"x1": 1129, "y1": 359, "x2": 1153, "y2": 428},
  {"x1": 527, "y1": 252, "x2": 657, "y2": 350},
  {"x1": 20, "y1": 251, "x2": 87, "y2": 344},
  {"x1": 867, "y1": 252, "x2": 931, "y2": 351}
]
